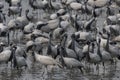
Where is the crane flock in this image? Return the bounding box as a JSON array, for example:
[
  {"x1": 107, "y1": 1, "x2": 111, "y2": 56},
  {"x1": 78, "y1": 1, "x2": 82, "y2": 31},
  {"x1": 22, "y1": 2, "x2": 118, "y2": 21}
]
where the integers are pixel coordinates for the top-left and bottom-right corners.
[{"x1": 0, "y1": 0, "x2": 119, "y2": 76}]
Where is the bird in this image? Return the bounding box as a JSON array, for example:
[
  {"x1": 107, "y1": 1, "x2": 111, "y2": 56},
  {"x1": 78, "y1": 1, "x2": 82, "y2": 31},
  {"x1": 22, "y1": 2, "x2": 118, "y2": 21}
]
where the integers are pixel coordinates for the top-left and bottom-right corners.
[
  {"x1": 59, "y1": 17, "x2": 70, "y2": 30},
  {"x1": 63, "y1": 0, "x2": 76, "y2": 5},
  {"x1": 36, "y1": 19, "x2": 60, "y2": 33},
  {"x1": 112, "y1": 35, "x2": 120, "y2": 42},
  {"x1": 34, "y1": 35, "x2": 49, "y2": 45},
  {"x1": 105, "y1": 32, "x2": 120, "y2": 61},
  {"x1": 59, "y1": 46, "x2": 84, "y2": 73},
  {"x1": 60, "y1": 33, "x2": 80, "y2": 60},
  {"x1": 0, "y1": 10, "x2": 6, "y2": 23},
  {"x1": 68, "y1": 34, "x2": 84, "y2": 60},
  {"x1": 0, "y1": 42, "x2": 5, "y2": 53},
  {"x1": 0, "y1": 23, "x2": 8, "y2": 36},
  {"x1": 29, "y1": 0, "x2": 48, "y2": 11},
  {"x1": 12, "y1": 46, "x2": 28, "y2": 69},
  {"x1": 106, "y1": 15, "x2": 118, "y2": 25},
  {"x1": 74, "y1": 31, "x2": 95, "y2": 42},
  {"x1": 50, "y1": 13, "x2": 58, "y2": 20},
  {"x1": 85, "y1": 41, "x2": 102, "y2": 72},
  {"x1": 13, "y1": 55, "x2": 28, "y2": 69},
  {"x1": 49, "y1": 0, "x2": 63, "y2": 12},
  {"x1": 84, "y1": 17, "x2": 96, "y2": 31},
  {"x1": 11, "y1": 0, "x2": 21, "y2": 7},
  {"x1": 29, "y1": 0, "x2": 49, "y2": 19},
  {"x1": 15, "y1": 12, "x2": 29, "y2": 27},
  {"x1": 97, "y1": 38, "x2": 113, "y2": 69},
  {"x1": 69, "y1": 2, "x2": 82, "y2": 10},
  {"x1": 52, "y1": 27, "x2": 65, "y2": 41},
  {"x1": 7, "y1": 18, "x2": 25, "y2": 43},
  {"x1": 46, "y1": 32, "x2": 59, "y2": 59},
  {"x1": 72, "y1": 14, "x2": 83, "y2": 31},
  {"x1": 56, "y1": 8, "x2": 67, "y2": 16},
  {"x1": 0, "y1": 23, "x2": 9, "y2": 45},
  {"x1": 7, "y1": 19, "x2": 18, "y2": 42},
  {"x1": 116, "y1": 0, "x2": 120, "y2": 6},
  {"x1": 0, "y1": 44, "x2": 14, "y2": 67},
  {"x1": 36, "y1": 21, "x2": 51, "y2": 33},
  {"x1": 25, "y1": 40, "x2": 35, "y2": 52},
  {"x1": 81, "y1": 1, "x2": 93, "y2": 19},
  {"x1": 14, "y1": 45, "x2": 27, "y2": 59},
  {"x1": 66, "y1": 2, "x2": 82, "y2": 15},
  {"x1": 82, "y1": 42, "x2": 93, "y2": 54},
  {"x1": 23, "y1": 22, "x2": 35, "y2": 34},
  {"x1": 98, "y1": 31, "x2": 108, "y2": 39},
  {"x1": 32, "y1": 51, "x2": 63, "y2": 75},
  {"x1": 25, "y1": 9, "x2": 37, "y2": 23},
  {"x1": 5, "y1": 0, "x2": 12, "y2": 6},
  {"x1": 87, "y1": 0, "x2": 109, "y2": 8},
  {"x1": 8, "y1": 6, "x2": 22, "y2": 18}
]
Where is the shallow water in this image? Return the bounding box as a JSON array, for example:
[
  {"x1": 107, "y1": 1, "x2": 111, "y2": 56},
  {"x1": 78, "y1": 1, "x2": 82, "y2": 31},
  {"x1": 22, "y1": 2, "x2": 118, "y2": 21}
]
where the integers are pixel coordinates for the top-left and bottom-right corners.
[
  {"x1": 0, "y1": 0, "x2": 120, "y2": 80},
  {"x1": 0, "y1": 61, "x2": 120, "y2": 80}
]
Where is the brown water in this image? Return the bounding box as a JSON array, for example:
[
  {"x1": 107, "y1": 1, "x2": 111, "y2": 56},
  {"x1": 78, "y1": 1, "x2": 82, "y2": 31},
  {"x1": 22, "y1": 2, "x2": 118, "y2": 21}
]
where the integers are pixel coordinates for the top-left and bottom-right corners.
[{"x1": 0, "y1": 0, "x2": 120, "y2": 80}]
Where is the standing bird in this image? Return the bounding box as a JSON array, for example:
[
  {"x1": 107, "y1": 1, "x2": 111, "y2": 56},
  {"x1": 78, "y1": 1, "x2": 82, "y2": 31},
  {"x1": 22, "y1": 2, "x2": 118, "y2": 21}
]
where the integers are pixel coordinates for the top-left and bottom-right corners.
[
  {"x1": 105, "y1": 33, "x2": 120, "y2": 60},
  {"x1": 8, "y1": 6, "x2": 22, "y2": 18},
  {"x1": 0, "y1": 10, "x2": 6, "y2": 23},
  {"x1": 11, "y1": 0, "x2": 21, "y2": 7},
  {"x1": 29, "y1": 0, "x2": 48, "y2": 19},
  {"x1": 59, "y1": 46, "x2": 84, "y2": 73},
  {"x1": 97, "y1": 38, "x2": 113, "y2": 69},
  {"x1": 23, "y1": 23, "x2": 35, "y2": 34},
  {"x1": 69, "y1": 2, "x2": 82, "y2": 15},
  {"x1": 61, "y1": 33, "x2": 80, "y2": 60},
  {"x1": 0, "y1": 42, "x2": 5, "y2": 53},
  {"x1": 25, "y1": 9, "x2": 37, "y2": 23},
  {"x1": 0, "y1": 2, "x2": 4, "y2": 10},
  {"x1": 46, "y1": 32, "x2": 58, "y2": 59},
  {"x1": 68, "y1": 34, "x2": 84, "y2": 60},
  {"x1": 15, "y1": 45, "x2": 27, "y2": 59},
  {"x1": 12, "y1": 46, "x2": 27, "y2": 69},
  {"x1": 32, "y1": 51, "x2": 62, "y2": 75},
  {"x1": 87, "y1": 0, "x2": 109, "y2": 8},
  {"x1": 5, "y1": 0, "x2": 12, "y2": 6},
  {"x1": 0, "y1": 23, "x2": 9, "y2": 45},
  {"x1": 49, "y1": 0, "x2": 63, "y2": 12},
  {"x1": 0, "y1": 45, "x2": 14, "y2": 67},
  {"x1": 86, "y1": 41, "x2": 101, "y2": 70}
]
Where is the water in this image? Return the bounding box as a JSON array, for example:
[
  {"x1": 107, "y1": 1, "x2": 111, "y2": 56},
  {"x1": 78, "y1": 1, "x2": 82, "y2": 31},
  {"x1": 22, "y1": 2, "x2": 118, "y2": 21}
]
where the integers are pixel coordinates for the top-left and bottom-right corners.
[
  {"x1": 0, "y1": 62, "x2": 120, "y2": 80},
  {"x1": 0, "y1": 0, "x2": 120, "y2": 80}
]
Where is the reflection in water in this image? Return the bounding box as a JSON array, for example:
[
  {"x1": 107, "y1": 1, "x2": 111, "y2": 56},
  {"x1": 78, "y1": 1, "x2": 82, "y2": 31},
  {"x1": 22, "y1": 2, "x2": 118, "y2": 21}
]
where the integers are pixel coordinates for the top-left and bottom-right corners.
[{"x1": 0, "y1": 62, "x2": 119, "y2": 80}]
